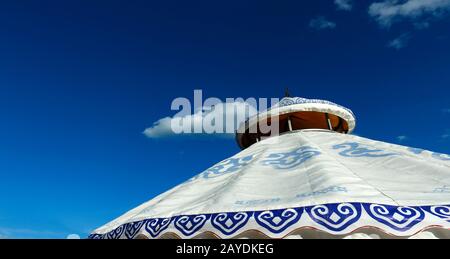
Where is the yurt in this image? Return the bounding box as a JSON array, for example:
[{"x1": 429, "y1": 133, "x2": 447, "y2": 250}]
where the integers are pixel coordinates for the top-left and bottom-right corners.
[{"x1": 89, "y1": 96, "x2": 450, "y2": 239}]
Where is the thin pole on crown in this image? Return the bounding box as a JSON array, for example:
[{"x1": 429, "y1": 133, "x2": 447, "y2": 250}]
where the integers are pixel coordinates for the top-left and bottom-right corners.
[
  {"x1": 284, "y1": 87, "x2": 291, "y2": 97},
  {"x1": 285, "y1": 87, "x2": 293, "y2": 131},
  {"x1": 325, "y1": 113, "x2": 333, "y2": 130}
]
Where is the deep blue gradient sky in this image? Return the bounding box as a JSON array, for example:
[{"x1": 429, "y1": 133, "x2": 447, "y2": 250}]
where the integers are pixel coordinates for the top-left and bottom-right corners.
[{"x1": 0, "y1": 0, "x2": 449, "y2": 238}]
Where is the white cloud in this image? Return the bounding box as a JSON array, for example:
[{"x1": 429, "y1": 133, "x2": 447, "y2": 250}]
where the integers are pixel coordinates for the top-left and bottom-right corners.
[
  {"x1": 142, "y1": 117, "x2": 176, "y2": 138},
  {"x1": 369, "y1": 0, "x2": 450, "y2": 27},
  {"x1": 309, "y1": 16, "x2": 337, "y2": 30},
  {"x1": 396, "y1": 135, "x2": 408, "y2": 142},
  {"x1": 67, "y1": 234, "x2": 81, "y2": 239},
  {"x1": 335, "y1": 0, "x2": 353, "y2": 11},
  {"x1": 143, "y1": 101, "x2": 258, "y2": 138},
  {"x1": 387, "y1": 33, "x2": 412, "y2": 49}
]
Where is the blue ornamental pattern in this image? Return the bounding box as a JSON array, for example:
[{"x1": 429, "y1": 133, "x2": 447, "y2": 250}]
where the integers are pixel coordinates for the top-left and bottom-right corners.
[
  {"x1": 276, "y1": 97, "x2": 356, "y2": 119},
  {"x1": 211, "y1": 212, "x2": 253, "y2": 235},
  {"x1": 88, "y1": 234, "x2": 103, "y2": 239},
  {"x1": 191, "y1": 155, "x2": 255, "y2": 180},
  {"x1": 89, "y1": 202, "x2": 450, "y2": 239},
  {"x1": 422, "y1": 205, "x2": 450, "y2": 222},
  {"x1": 254, "y1": 207, "x2": 303, "y2": 234},
  {"x1": 333, "y1": 142, "x2": 397, "y2": 158},
  {"x1": 407, "y1": 147, "x2": 425, "y2": 155},
  {"x1": 125, "y1": 220, "x2": 145, "y2": 239},
  {"x1": 185, "y1": 143, "x2": 449, "y2": 184},
  {"x1": 432, "y1": 152, "x2": 450, "y2": 161},
  {"x1": 406, "y1": 147, "x2": 450, "y2": 161},
  {"x1": 145, "y1": 218, "x2": 172, "y2": 238},
  {"x1": 261, "y1": 146, "x2": 321, "y2": 169},
  {"x1": 106, "y1": 224, "x2": 125, "y2": 239},
  {"x1": 433, "y1": 185, "x2": 450, "y2": 193},
  {"x1": 306, "y1": 203, "x2": 362, "y2": 232},
  {"x1": 363, "y1": 204, "x2": 424, "y2": 232},
  {"x1": 174, "y1": 214, "x2": 211, "y2": 236}
]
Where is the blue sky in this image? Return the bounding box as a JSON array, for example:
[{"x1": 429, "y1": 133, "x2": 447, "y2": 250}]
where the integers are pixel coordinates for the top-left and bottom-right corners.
[{"x1": 0, "y1": 0, "x2": 449, "y2": 238}]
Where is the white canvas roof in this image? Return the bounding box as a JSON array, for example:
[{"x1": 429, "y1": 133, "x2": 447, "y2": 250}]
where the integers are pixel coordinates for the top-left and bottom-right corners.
[{"x1": 90, "y1": 129, "x2": 450, "y2": 239}]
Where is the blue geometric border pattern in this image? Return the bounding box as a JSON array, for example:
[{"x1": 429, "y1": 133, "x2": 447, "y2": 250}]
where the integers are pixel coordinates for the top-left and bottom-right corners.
[
  {"x1": 422, "y1": 205, "x2": 450, "y2": 222},
  {"x1": 174, "y1": 214, "x2": 212, "y2": 237},
  {"x1": 275, "y1": 97, "x2": 356, "y2": 119},
  {"x1": 125, "y1": 220, "x2": 146, "y2": 239},
  {"x1": 254, "y1": 207, "x2": 303, "y2": 234},
  {"x1": 363, "y1": 204, "x2": 425, "y2": 232},
  {"x1": 211, "y1": 212, "x2": 253, "y2": 235},
  {"x1": 88, "y1": 203, "x2": 450, "y2": 239},
  {"x1": 306, "y1": 203, "x2": 362, "y2": 232},
  {"x1": 106, "y1": 224, "x2": 126, "y2": 239},
  {"x1": 145, "y1": 218, "x2": 173, "y2": 238}
]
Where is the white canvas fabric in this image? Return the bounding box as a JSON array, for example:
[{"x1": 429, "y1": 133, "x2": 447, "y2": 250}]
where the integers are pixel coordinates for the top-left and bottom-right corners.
[{"x1": 90, "y1": 129, "x2": 450, "y2": 239}]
